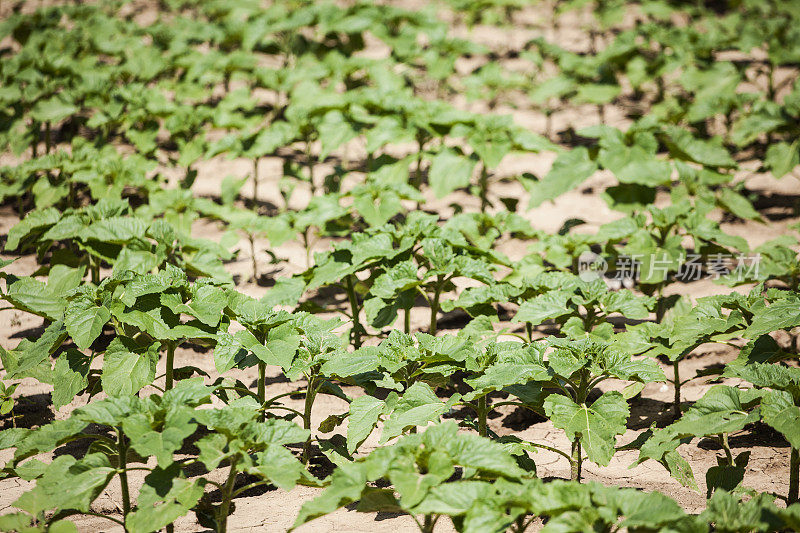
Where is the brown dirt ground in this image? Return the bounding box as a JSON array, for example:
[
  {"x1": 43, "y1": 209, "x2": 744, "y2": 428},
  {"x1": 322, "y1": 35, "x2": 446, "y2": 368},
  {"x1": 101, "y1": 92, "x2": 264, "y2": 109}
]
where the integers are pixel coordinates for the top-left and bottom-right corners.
[{"x1": 2, "y1": 1, "x2": 800, "y2": 531}]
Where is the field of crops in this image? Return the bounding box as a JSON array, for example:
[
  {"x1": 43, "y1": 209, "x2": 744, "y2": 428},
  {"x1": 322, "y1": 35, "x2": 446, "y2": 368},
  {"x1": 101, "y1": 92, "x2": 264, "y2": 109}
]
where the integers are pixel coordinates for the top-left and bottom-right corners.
[{"x1": 1, "y1": 0, "x2": 800, "y2": 531}]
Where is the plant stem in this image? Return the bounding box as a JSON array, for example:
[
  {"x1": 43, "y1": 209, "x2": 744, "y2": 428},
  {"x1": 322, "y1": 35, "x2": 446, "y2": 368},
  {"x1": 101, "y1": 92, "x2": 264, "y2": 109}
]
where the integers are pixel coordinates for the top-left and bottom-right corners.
[
  {"x1": 45, "y1": 121, "x2": 51, "y2": 153},
  {"x1": 91, "y1": 256, "x2": 100, "y2": 285},
  {"x1": 525, "y1": 441, "x2": 574, "y2": 463},
  {"x1": 655, "y1": 281, "x2": 666, "y2": 323},
  {"x1": 720, "y1": 433, "x2": 733, "y2": 464},
  {"x1": 252, "y1": 157, "x2": 259, "y2": 209},
  {"x1": 257, "y1": 362, "x2": 266, "y2": 422},
  {"x1": 217, "y1": 463, "x2": 238, "y2": 533},
  {"x1": 414, "y1": 138, "x2": 424, "y2": 191},
  {"x1": 545, "y1": 110, "x2": 553, "y2": 139},
  {"x1": 526, "y1": 322, "x2": 533, "y2": 343},
  {"x1": 589, "y1": 28, "x2": 599, "y2": 54},
  {"x1": 421, "y1": 514, "x2": 435, "y2": 533},
  {"x1": 345, "y1": 275, "x2": 363, "y2": 348},
  {"x1": 429, "y1": 277, "x2": 443, "y2": 335},
  {"x1": 404, "y1": 306, "x2": 411, "y2": 334},
  {"x1": 183, "y1": 165, "x2": 193, "y2": 189},
  {"x1": 571, "y1": 439, "x2": 582, "y2": 482},
  {"x1": 165, "y1": 341, "x2": 175, "y2": 391},
  {"x1": 301, "y1": 376, "x2": 316, "y2": 465},
  {"x1": 479, "y1": 163, "x2": 489, "y2": 213},
  {"x1": 117, "y1": 427, "x2": 131, "y2": 524},
  {"x1": 302, "y1": 227, "x2": 314, "y2": 269},
  {"x1": 249, "y1": 233, "x2": 258, "y2": 281},
  {"x1": 582, "y1": 307, "x2": 596, "y2": 332},
  {"x1": 789, "y1": 447, "x2": 799, "y2": 504},
  {"x1": 31, "y1": 121, "x2": 39, "y2": 158},
  {"x1": 767, "y1": 63, "x2": 776, "y2": 101},
  {"x1": 477, "y1": 395, "x2": 488, "y2": 437},
  {"x1": 305, "y1": 139, "x2": 316, "y2": 197},
  {"x1": 673, "y1": 361, "x2": 682, "y2": 421}
]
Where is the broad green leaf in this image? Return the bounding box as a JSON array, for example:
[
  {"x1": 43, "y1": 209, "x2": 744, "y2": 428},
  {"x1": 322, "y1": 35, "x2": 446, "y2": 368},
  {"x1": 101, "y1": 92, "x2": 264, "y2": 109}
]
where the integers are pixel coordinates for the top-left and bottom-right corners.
[
  {"x1": 321, "y1": 348, "x2": 381, "y2": 379},
  {"x1": 5, "y1": 207, "x2": 60, "y2": 251},
  {"x1": 438, "y1": 428, "x2": 527, "y2": 479},
  {"x1": 745, "y1": 298, "x2": 800, "y2": 338},
  {"x1": 265, "y1": 323, "x2": 301, "y2": 369},
  {"x1": 347, "y1": 395, "x2": 385, "y2": 454},
  {"x1": 65, "y1": 305, "x2": 110, "y2": 351},
  {"x1": 662, "y1": 126, "x2": 735, "y2": 168},
  {"x1": 11, "y1": 418, "x2": 87, "y2": 460},
  {"x1": 80, "y1": 216, "x2": 147, "y2": 243},
  {"x1": 261, "y1": 277, "x2": 305, "y2": 307},
  {"x1": 513, "y1": 292, "x2": 569, "y2": 325},
  {"x1": 14, "y1": 454, "x2": 114, "y2": 516},
  {"x1": 51, "y1": 349, "x2": 90, "y2": 410},
  {"x1": 526, "y1": 147, "x2": 597, "y2": 208},
  {"x1": 123, "y1": 408, "x2": 197, "y2": 468},
  {"x1": 575, "y1": 84, "x2": 620, "y2": 104},
  {"x1": 8, "y1": 320, "x2": 67, "y2": 378},
  {"x1": 615, "y1": 159, "x2": 672, "y2": 187},
  {"x1": 765, "y1": 141, "x2": 799, "y2": 179},
  {"x1": 718, "y1": 188, "x2": 761, "y2": 221},
  {"x1": 700, "y1": 490, "x2": 786, "y2": 532},
  {"x1": 380, "y1": 383, "x2": 457, "y2": 443},
  {"x1": 4, "y1": 276, "x2": 65, "y2": 320},
  {"x1": 465, "y1": 361, "x2": 549, "y2": 399},
  {"x1": 195, "y1": 432, "x2": 230, "y2": 471},
  {"x1": 126, "y1": 466, "x2": 204, "y2": 533},
  {"x1": 411, "y1": 480, "x2": 494, "y2": 516},
  {"x1": 760, "y1": 390, "x2": 800, "y2": 449},
  {"x1": 428, "y1": 148, "x2": 476, "y2": 198},
  {"x1": 101, "y1": 337, "x2": 159, "y2": 397},
  {"x1": 318, "y1": 110, "x2": 358, "y2": 160},
  {"x1": 544, "y1": 392, "x2": 628, "y2": 466},
  {"x1": 600, "y1": 290, "x2": 652, "y2": 320},
  {"x1": 212, "y1": 332, "x2": 247, "y2": 374},
  {"x1": 249, "y1": 444, "x2": 306, "y2": 491},
  {"x1": 30, "y1": 97, "x2": 78, "y2": 123},
  {"x1": 730, "y1": 114, "x2": 784, "y2": 147}
]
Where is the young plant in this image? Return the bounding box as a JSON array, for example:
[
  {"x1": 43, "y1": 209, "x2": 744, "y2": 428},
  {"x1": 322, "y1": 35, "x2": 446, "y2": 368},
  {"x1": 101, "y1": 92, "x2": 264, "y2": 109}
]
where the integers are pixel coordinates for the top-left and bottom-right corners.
[
  {"x1": 192, "y1": 400, "x2": 313, "y2": 532},
  {"x1": 634, "y1": 384, "x2": 763, "y2": 495},
  {"x1": 80, "y1": 266, "x2": 225, "y2": 392},
  {"x1": 196, "y1": 194, "x2": 294, "y2": 282},
  {"x1": 291, "y1": 421, "x2": 530, "y2": 533},
  {"x1": 537, "y1": 337, "x2": 664, "y2": 481},
  {"x1": 510, "y1": 274, "x2": 654, "y2": 341},
  {"x1": 315, "y1": 329, "x2": 480, "y2": 454},
  {"x1": 222, "y1": 293, "x2": 300, "y2": 422},
  {"x1": 285, "y1": 313, "x2": 349, "y2": 464},
  {"x1": 461, "y1": 340, "x2": 550, "y2": 438},
  {"x1": 0, "y1": 380, "x2": 213, "y2": 532},
  {"x1": 726, "y1": 338, "x2": 800, "y2": 502},
  {"x1": 637, "y1": 287, "x2": 765, "y2": 420},
  {"x1": 0, "y1": 379, "x2": 311, "y2": 533},
  {"x1": 1, "y1": 264, "x2": 229, "y2": 409},
  {"x1": 5, "y1": 202, "x2": 233, "y2": 285}
]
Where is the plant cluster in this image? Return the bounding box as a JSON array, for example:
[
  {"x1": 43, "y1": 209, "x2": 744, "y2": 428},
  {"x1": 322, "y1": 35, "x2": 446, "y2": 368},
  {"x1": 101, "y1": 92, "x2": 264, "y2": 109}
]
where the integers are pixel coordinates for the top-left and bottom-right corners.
[{"x1": 0, "y1": 0, "x2": 799, "y2": 532}]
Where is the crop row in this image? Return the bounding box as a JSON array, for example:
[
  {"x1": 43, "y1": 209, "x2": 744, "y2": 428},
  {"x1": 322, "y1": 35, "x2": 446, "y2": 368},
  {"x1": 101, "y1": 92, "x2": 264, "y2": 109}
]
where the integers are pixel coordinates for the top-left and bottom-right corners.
[{"x1": 0, "y1": 0, "x2": 799, "y2": 532}]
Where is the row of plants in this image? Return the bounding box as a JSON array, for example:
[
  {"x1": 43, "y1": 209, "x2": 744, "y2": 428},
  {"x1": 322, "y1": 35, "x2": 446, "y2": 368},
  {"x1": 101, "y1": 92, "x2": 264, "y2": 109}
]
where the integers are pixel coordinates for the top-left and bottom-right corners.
[
  {"x1": 458, "y1": 0, "x2": 800, "y2": 166},
  {"x1": 4, "y1": 394, "x2": 800, "y2": 533},
  {"x1": 3, "y1": 0, "x2": 797, "y2": 220},
  {"x1": 1, "y1": 0, "x2": 799, "y2": 531},
  {"x1": 1, "y1": 208, "x2": 799, "y2": 529}
]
